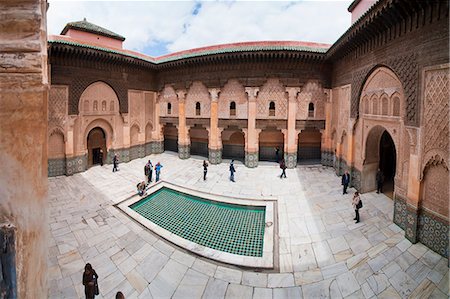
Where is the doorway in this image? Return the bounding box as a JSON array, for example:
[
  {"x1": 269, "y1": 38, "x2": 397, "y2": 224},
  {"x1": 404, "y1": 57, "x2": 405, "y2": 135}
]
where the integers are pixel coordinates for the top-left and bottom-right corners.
[
  {"x1": 87, "y1": 127, "x2": 106, "y2": 167},
  {"x1": 379, "y1": 130, "x2": 396, "y2": 197}
]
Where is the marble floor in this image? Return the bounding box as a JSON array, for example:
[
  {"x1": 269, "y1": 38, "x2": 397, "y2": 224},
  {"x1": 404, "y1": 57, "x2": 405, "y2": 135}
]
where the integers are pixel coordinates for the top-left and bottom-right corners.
[{"x1": 48, "y1": 152, "x2": 449, "y2": 298}]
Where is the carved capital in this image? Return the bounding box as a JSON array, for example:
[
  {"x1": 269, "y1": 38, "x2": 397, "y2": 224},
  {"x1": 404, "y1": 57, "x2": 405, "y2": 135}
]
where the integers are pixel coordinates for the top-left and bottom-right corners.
[
  {"x1": 245, "y1": 87, "x2": 259, "y2": 102},
  {"x1": 286, "y1": 87, "x2": 300, "y2": 101},
  {"x1": 208, "y1": 88, "x2": 220, "y2": 102},
  {"x1": 176, "y1": 90, "x2": 187, "y2": 103}
]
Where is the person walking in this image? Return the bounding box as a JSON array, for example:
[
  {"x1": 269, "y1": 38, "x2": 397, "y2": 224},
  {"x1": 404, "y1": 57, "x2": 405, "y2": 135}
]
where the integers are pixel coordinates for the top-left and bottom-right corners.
[
  {"x1": 376, "y1": 168, "x2": 384, "y2": 194},
  {"x1": 352, "y1": 191, "x2": 362, "y2": 223},
  {"x1": 155, "y1": 162, "x2": 163, "y2": 182},
  {"x1": 229, "y1": 160, "x2": 236, "y2": 182},
  {"x1": 82, "y1": 263, "x2": 99, "y2": 299},
  {"x1": 341, "y1": 170, "x2": 350, "y2": 194},
  {"x1": 279, "y1": 159, "x2": 287, "y2": 178},
  {"x1": 203, "y1": 160, "x2": 208, "y2": 181},
  {"x1": 112, "y1": 154, "x2": 119, "y2": 172}
]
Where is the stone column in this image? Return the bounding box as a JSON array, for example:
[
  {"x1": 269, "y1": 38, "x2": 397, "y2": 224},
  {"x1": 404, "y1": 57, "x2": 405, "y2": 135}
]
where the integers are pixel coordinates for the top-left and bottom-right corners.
[
  {"x1": 176, "y1": 90, "x2": 190, "y2": 159},
  {"x1": 0, "y1": 0, "x2": 48, "y2": 297},
  {"x1": 285, "y1": 87, "x2": 300, "y2": 168},
  {"x1": 152, "y1": 92, "x2": 164, "y2": 154},
  {"x1": 208, "y1": 88, "x2": 222, "y2": 164},
  {"x1": 244, "y1": 87, "x2": 259, "y2": 167}
]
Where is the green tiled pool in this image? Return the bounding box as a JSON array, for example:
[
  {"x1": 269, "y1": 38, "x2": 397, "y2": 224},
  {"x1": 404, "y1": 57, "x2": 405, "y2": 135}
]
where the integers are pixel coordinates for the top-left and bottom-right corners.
[{"x1": 130, "y1": 187, "x2": 266, "y2": 257}]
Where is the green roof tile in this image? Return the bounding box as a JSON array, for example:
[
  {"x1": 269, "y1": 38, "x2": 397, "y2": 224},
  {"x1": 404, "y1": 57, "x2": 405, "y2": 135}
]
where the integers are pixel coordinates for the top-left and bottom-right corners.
[{"x1": 61, "y1": 19, "x2": 125, "y2": 41}]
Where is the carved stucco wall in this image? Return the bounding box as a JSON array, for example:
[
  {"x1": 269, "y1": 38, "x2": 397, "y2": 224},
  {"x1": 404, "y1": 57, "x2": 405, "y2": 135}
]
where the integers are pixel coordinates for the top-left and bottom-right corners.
[
  {"x1": 218, "y1": 79, "x2": 247, "y2": 119},
  {"x1": 186, "y1": 81, "x2": 210, "y2": 118},
  {"x1": 297, "y1": 81, "x2": 326, "y2": 119},
  {"x1": 256, "y1": 78, "x2": 288, "y2": 119},
  {"x1": 159, "y1": 85, "x2": 178, "y2": 117},
  {"x1": 420, "y1": 65, "x2": 449, "y2": 218}
]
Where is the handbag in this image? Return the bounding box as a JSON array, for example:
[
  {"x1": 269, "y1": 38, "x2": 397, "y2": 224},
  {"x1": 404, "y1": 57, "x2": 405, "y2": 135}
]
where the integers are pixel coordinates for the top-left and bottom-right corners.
[
  {"x1": 356, "y1": 199, "x2": 363, "y2": 209},
  {"x1": 94, "y1": 278, "x2": 99, "y2": 295}
]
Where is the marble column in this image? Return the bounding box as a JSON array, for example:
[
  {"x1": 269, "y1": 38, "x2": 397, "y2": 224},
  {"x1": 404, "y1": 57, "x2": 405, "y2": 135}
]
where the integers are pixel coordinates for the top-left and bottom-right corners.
[
  {"x1": 244, "y1": 87, "x2": 259, "y2": 167},
  {"x1": 176, "y1": 90, "x2": 190, "y2": 159},
  {"x1": 208, "y1": 88, "x2": 222, "y2": 164},
  {"x1": 285, "y1": 87, "x2": 300, "y2": 168}
]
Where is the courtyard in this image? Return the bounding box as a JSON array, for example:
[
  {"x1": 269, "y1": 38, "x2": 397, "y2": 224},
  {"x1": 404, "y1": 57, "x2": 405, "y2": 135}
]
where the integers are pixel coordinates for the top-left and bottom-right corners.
[{"x1": 48, "y1": 153, "x2": 449, "y2": 298}]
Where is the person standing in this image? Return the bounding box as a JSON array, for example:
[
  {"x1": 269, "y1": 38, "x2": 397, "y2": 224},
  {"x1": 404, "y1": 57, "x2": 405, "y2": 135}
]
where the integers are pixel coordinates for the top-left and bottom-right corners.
[
  {"x1": 147, "y1": 160, "x2": 153, "y2": 183},
  {"x1": 112, "y1": 154, "x2": 119, "y2": 172},
  {"x1": 203, "y1": 160, "x2": 209, "y2": 181},
  {"x1": 275, "y1": 147, "x2": 280, "y2": 162},
  {"x1": 116, "y1": 292, "x2": 125, "y2": 299},
  {"x1": 155, "y1": 162, "x2": 163, "y2": 182},
  {"x1": 229, "y1": 160, "x2": 236, "y2": 182},
  {"x1": 144, "y1": 162, "x2": 150, "y2": 183},
  {"x1": 82, "y1": 263, "x2": 98, "y2": 299},
  {"x1": 279, "y1": 159, "x2": 287, "y2": 178},
  {"x1": 341, "y1": 170, "x2": 350, "y2": 194},
  {"x1": 352, "y1": 191, "x2": 362, "y2": 223},
  {"x1": 99, "y1": 149, "x2": 103, "y2": 166},
  {"x1": 376, "y1": 168, "x2": 384, "y2": 194}
]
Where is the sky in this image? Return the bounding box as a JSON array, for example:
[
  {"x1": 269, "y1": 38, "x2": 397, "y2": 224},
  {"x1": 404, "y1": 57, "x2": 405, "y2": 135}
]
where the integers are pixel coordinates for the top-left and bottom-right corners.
[{"x1": 47, "y1": 0, "x2": 353, "y2": 57}]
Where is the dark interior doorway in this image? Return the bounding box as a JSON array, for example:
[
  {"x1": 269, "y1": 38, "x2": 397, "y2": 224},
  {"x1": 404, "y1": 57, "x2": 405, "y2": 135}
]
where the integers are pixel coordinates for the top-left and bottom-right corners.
[
  {"x1": 87, "y1": 127, "x2": 106, "y2": 167},
  {"x1": 379, "y1": 130, "x2": 396, "y2": 197},
  {"x1": 163, "y1": 124, "x2": 178, "y2": 152}
]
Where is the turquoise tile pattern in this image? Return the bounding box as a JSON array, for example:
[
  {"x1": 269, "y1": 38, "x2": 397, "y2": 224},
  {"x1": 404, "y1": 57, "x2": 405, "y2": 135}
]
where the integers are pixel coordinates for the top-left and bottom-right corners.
[{"x1": 131, "y1": 187, "x2": 266, "y2": 257}]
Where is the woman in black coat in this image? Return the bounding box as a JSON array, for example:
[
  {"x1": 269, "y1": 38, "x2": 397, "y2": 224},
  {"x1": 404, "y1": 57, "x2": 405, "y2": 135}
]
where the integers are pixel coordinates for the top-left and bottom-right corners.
[{"x1": 82, "y1": 263, "x2": 98, "y2": 299}]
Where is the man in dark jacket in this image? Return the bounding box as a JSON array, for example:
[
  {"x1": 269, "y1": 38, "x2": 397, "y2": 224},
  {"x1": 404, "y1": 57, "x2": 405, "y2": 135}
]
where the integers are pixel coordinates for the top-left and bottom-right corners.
[
  {"x1": 229, "y1": 160, "x2": 236, "y2": 182},
  {"x1": 342, "y1": 171, "x2": 350, "y2": 194},
  {"x1": 376, "y1": 168, "x2": 384, "y2": 193}
]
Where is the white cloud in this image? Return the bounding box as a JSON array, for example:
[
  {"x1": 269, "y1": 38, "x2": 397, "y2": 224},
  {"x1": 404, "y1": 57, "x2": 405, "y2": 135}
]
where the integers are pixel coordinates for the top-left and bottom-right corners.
[{"x1": 47, "y1": 1, "x2": 352, "y2": 56}]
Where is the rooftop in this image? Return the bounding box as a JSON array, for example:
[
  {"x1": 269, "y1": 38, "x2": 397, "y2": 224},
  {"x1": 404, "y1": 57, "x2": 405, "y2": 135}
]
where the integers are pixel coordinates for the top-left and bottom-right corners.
[{"x1": 61, "y1": 18, "x2": 126, "y2": 41}]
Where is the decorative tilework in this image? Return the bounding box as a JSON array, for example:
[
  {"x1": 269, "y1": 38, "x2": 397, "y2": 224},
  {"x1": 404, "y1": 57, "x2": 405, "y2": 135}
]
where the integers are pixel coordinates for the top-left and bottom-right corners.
[
  {"x1": 131, "y1": 187, "x2": 266, "y2": 257},
  {"x1": 48, "y1": 158, "x2": 66, "y2": 177},
  {"x1": 245, "y1": 152, "x2": 258, "y2": 168},
  {"x1": 179, "y1": 144, "x2": 190, "y2": 159},
  {"x1": 393, "y1": 196, "x2": 408, "y2": 231},
  {"x1": 321, "y1": 151, "x2": 334, "y2": 167},
  {"x1": 404, "y1": 205, "x2": 419, "y2": 243},
  {"x1": 66, "y1": 155, "x2": 87, "y2": 175},
  {"x1": 418, "y1": 210, "x2": 449, "y2": 258},
  {"x1": 208, "y1": 149, "x2": 222, "y2": 164},
  {"x1": 130, "y1": 144, "x2": 145, "y2": 160},
  {"x1": 284, "y1": 152, "x2": 297, "y2": 169}
]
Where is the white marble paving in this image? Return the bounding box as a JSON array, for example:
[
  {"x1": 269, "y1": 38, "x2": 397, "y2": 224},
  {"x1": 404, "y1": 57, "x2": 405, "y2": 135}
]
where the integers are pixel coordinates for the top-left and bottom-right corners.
[{"x1": 47, "y1": 153, "x2": 449, "y2": 298}]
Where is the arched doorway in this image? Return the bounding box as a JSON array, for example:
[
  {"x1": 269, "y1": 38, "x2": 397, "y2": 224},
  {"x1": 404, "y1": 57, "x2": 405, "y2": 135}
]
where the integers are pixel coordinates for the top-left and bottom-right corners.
[
  {"x1": 297, "y1": 129, "x2": 321, "y2": 164},
  {"x1": 87, "y1": 127, "x2": 106, "y2": 167},
  {"x1": 259, "y1": 129, "x2": 284, "y2": 162},
  {"x1": 163, "y1": 124, "x2": 178, "y2": 152},
  {"x1": 362, "y1": 126, "x2": 396, "y2": 196},
  {"x1": 222, "y1": 129, "x2": 245, "y2": 161},
  {"x1": 189, "y1": 125, "x2": 209, "y2": 157},
  {"x1": 379, "y1": 130, "x2": 396, "y2": 197}
]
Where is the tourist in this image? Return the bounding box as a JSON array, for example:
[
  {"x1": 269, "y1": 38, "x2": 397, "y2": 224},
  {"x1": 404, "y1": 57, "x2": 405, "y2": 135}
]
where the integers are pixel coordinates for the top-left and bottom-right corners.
[
  {"x1": 82, "y1": 263, "x2": 99, "y2": 299},
  {"x1": 99, "y1": 149, "x2": 103, "y2": 166},
  {"x1": 112, "y1": 154, "x2": 119, "y2": 172},
  {"x1": 341, "y1": 170, "x2": 350, "y2": 194},
  {"x1": 137, "y1": 181, "x2": 146, "y2": 196},
  {"x1": 147, "y1": 160, "x2": 153, "y2": 183},
  {"x1": 203, "y1": 160, "x2": 208, "y2": 181},
  {"x1": 155, "y1": 162, "x2": 163, "y2": 182},
  {"x1": 376, "y1": 168, "x2": 384, "y2": 194},
  {"x1": 352, "y1": 191, "x2": 362, "y2": 223},
  {"x1": 275, "y1": 146, "x2": 280, "y2": 162},
  {"x1": 116, "y1": 291, "x2": 125, "y2": 299},
  {"x1": 229, "y1": 160, "x2": 236, "y2": 182},
  {"x1": 279, "y1": 159, "x2": 287, "y2": 178}
]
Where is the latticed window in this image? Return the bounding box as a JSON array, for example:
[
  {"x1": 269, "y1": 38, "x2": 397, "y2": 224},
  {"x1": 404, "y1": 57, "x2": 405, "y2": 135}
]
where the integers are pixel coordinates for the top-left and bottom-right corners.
[
  {"x1": 102, "y1": 101, "x2": 106, "y2": 111},
  {"x1": 93, "y1": 101, "x2": 98, "y2": 111},
  {"x1": 230, "y1": 101, "x2": 236, "y2": 116},
  {"x1": 196, "y1": 102, "x2": 201, "y2": 116},
  {"x1": 308, "y1": 102, "x2": 315, "y2": 118},
  {"x1": 269, "y1": 101, "x2": 275, "y2": 116},
  {"x1": 167, "y1": 102, "x2": 172, "y2": 115}
]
